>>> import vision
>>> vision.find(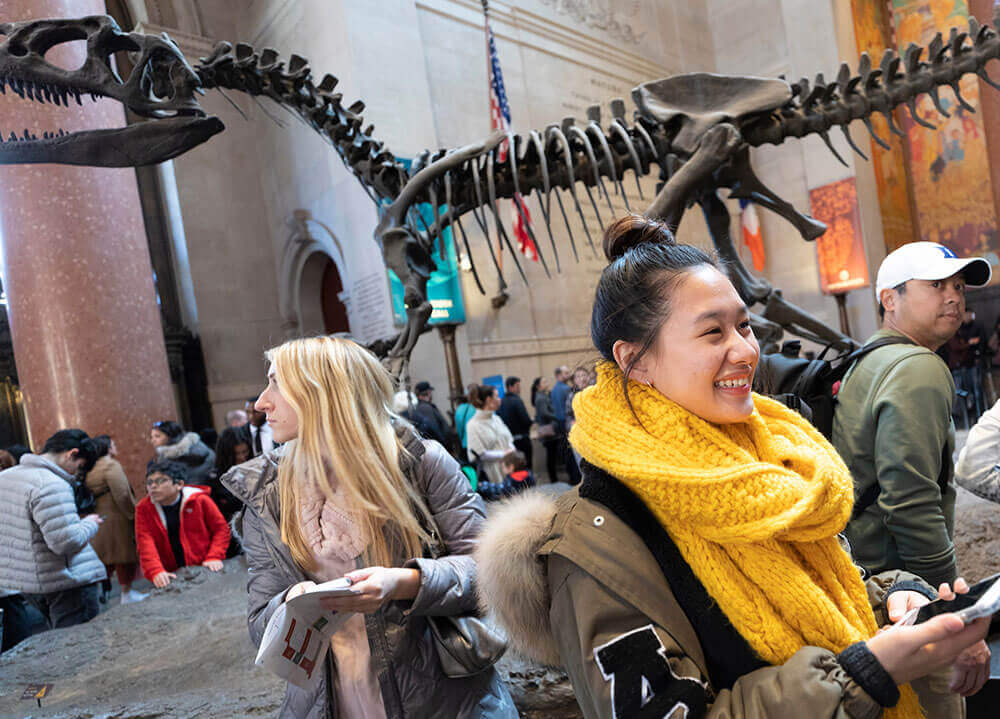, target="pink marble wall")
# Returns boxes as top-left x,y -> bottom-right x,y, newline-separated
0,0 -> 176,491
